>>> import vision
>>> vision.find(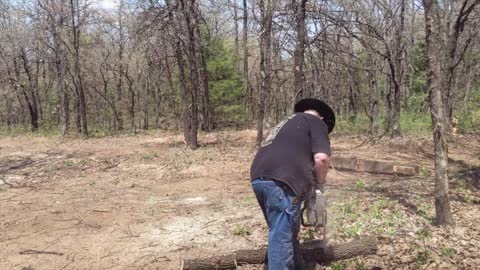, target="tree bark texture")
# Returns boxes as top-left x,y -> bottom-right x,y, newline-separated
242,0 -> 250,126
183,0 -> 200,149
232,0 -> 240,72
181,237 -> 377,270
256,0 -> 273,147
368,56 -> 379,136
293,0 -> 307,103
115,0 -> 126,131
193,5 -> 212,132
69,0 -> 88,135
49,2 -> 70,135
423,0 -> 453,225
15,50 -> 40,132
173,28 -> 192,145
389,0 -> 406,138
